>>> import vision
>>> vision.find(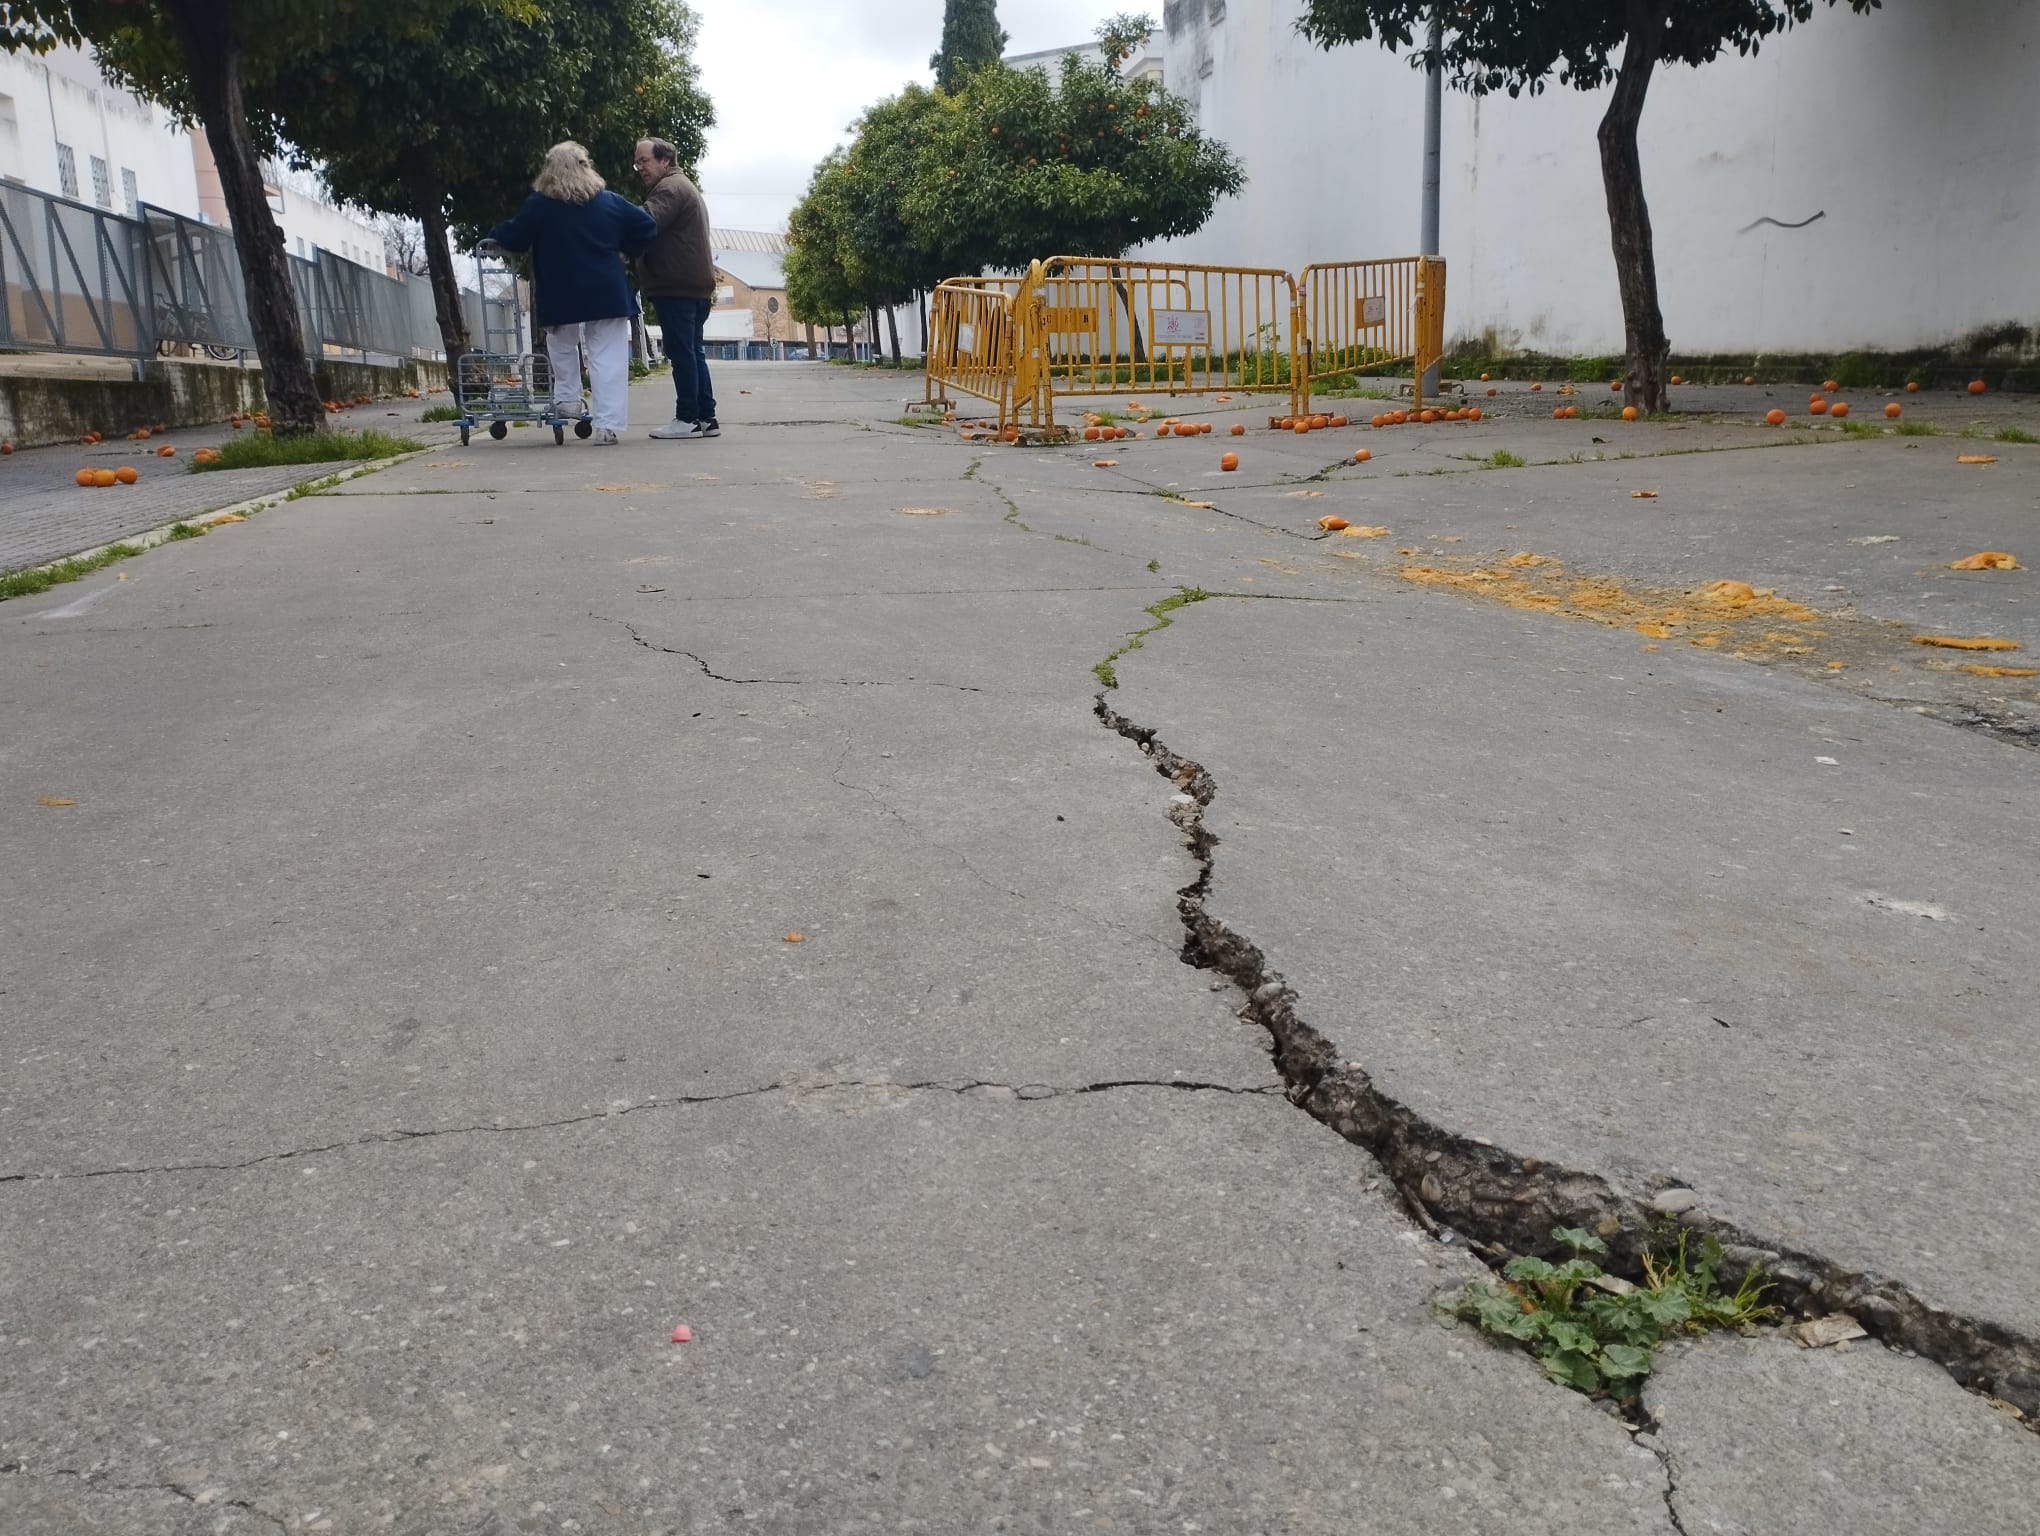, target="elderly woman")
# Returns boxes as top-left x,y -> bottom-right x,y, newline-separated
487,141 -> 657,445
